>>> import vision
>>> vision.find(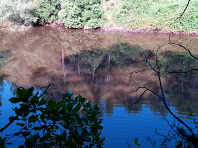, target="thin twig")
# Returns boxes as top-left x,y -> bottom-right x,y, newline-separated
168,35 -> 198,61
128,67 -> 151,86
165,68 -> 198,76
175,0 -> 191,21
131,42 -> 197,144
